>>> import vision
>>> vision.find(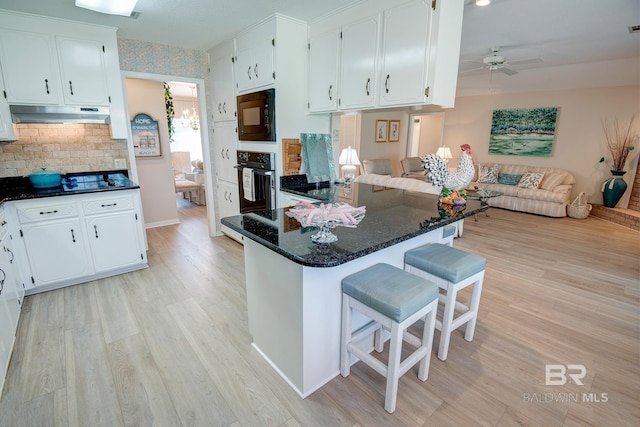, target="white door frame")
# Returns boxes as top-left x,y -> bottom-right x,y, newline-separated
120,71 -> 215,235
